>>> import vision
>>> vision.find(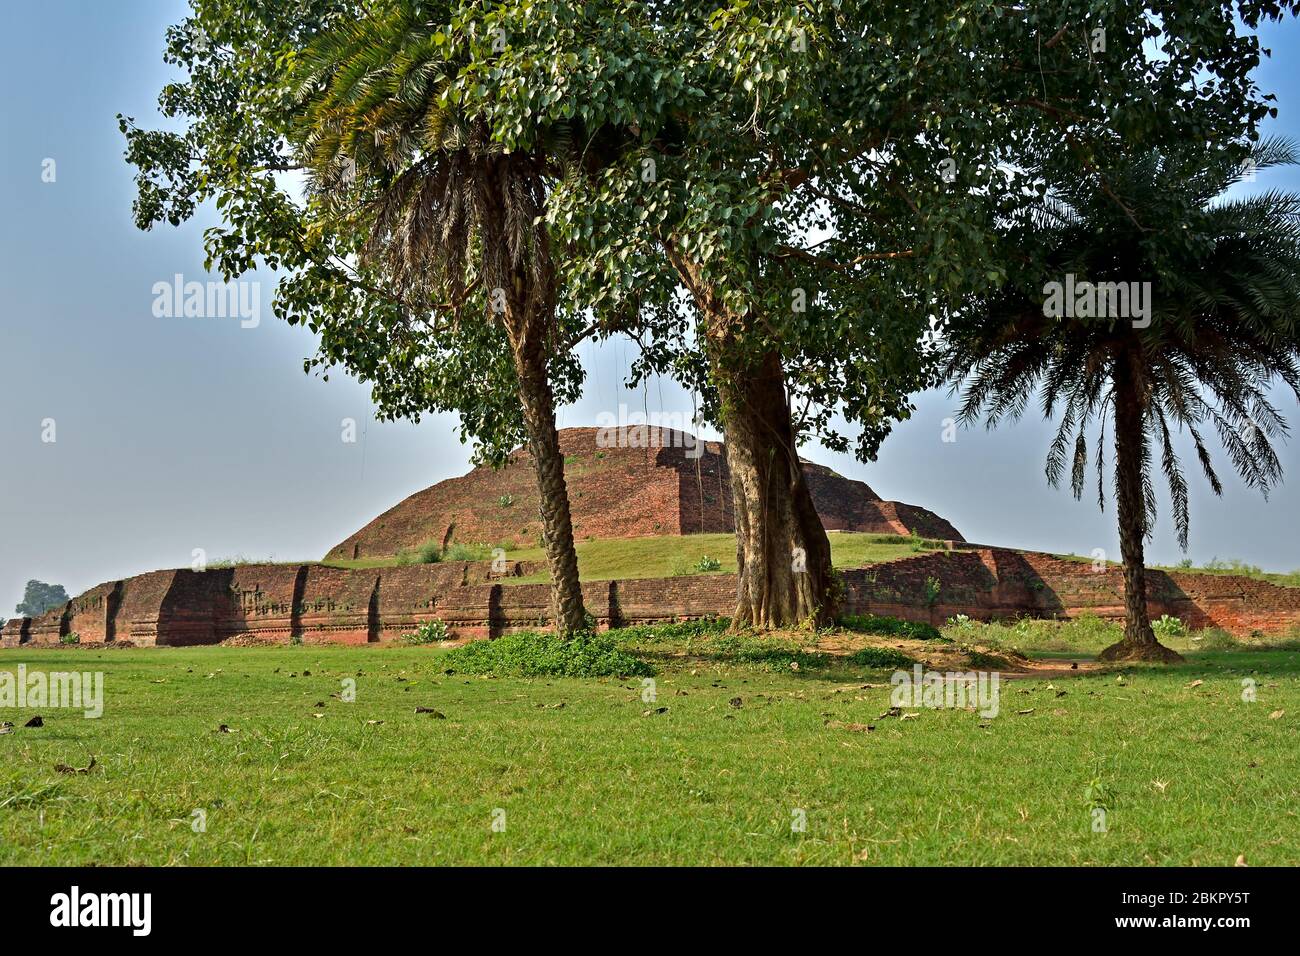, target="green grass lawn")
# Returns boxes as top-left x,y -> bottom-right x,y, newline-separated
1052,552 -> 1300,589
3,619 -> 1298,865
196,534 -> 1300,592
454,531 -> 940,583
